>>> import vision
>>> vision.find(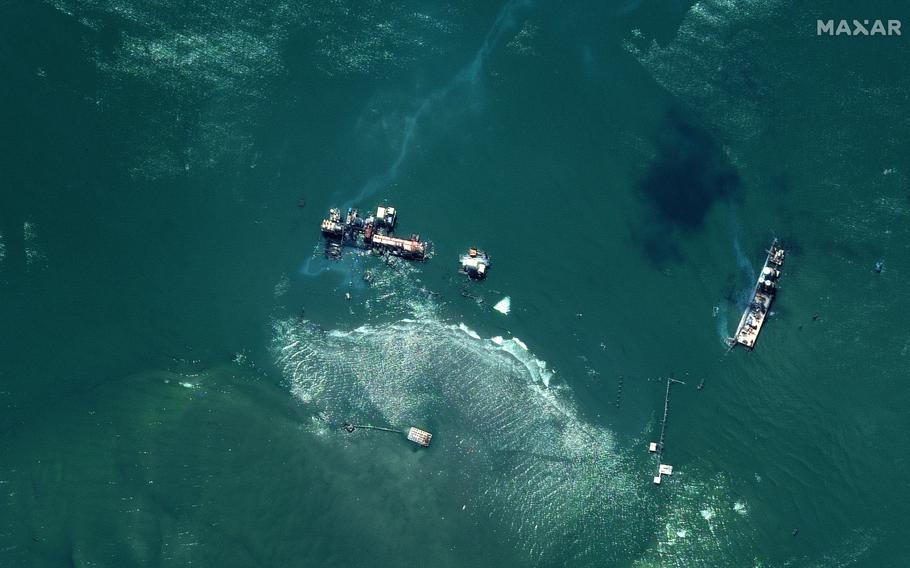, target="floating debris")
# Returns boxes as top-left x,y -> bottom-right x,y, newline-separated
493,296 -> 511,315
321,204 -> 429,260
459,247 -> 491,279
